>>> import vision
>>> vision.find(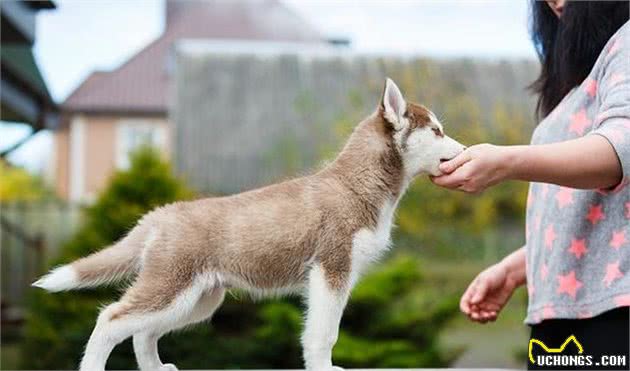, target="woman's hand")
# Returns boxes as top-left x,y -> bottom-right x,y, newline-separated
430,144 -> 513,193
461,247 -> 526,323
460,262 -> 518,323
